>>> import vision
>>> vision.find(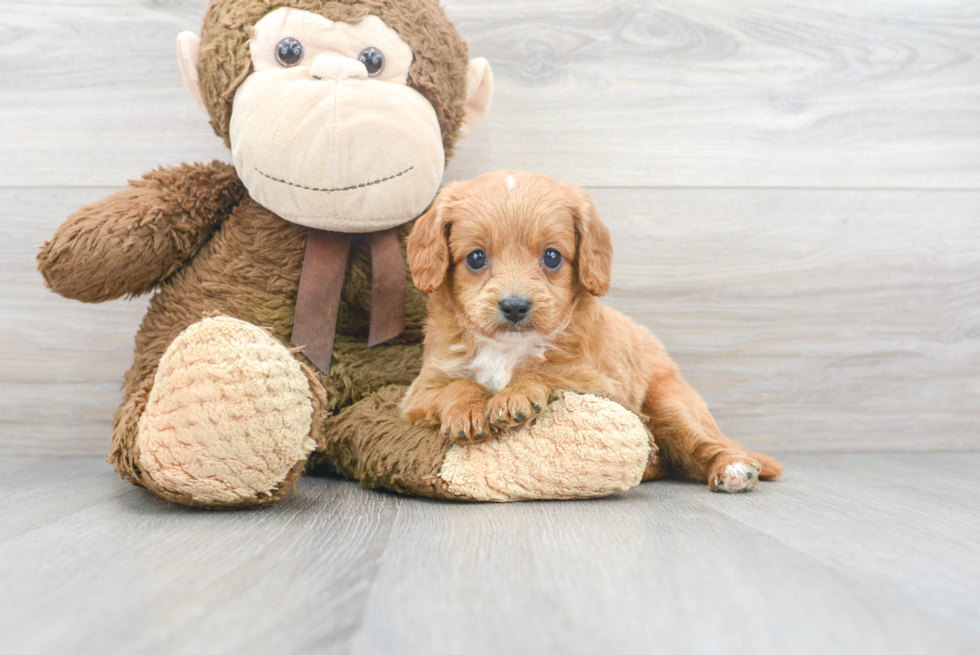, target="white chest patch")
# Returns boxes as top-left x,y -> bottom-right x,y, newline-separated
468,333 -> 549,394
